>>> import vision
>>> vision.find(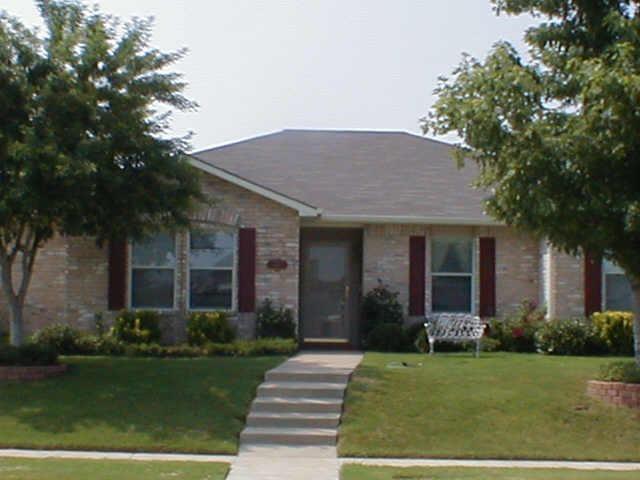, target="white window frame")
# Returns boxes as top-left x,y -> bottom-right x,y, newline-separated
186,228 -> 237,312
129,233 -> 178,311
430,236 -> 475,314
602,259 -> 633,311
